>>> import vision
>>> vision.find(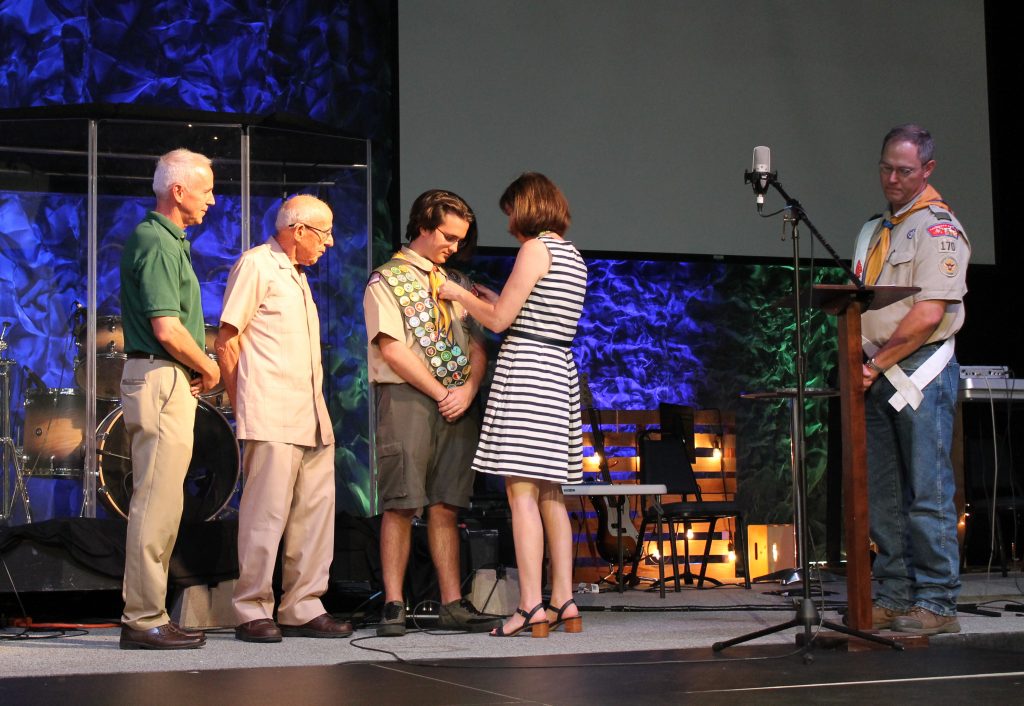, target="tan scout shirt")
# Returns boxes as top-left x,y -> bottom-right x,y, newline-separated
220,237 -> 334,447
364,247 -> 478,385
860,194 -> 971,349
